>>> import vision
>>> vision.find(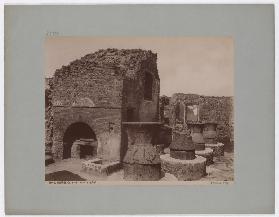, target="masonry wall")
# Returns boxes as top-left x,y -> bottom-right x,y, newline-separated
52,67 -> 123,108
52,106 -> 121,161
45,78 -> 53,155
121,53 -> 160,122
51,64 -> 123,161
49,48 -> 160,161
